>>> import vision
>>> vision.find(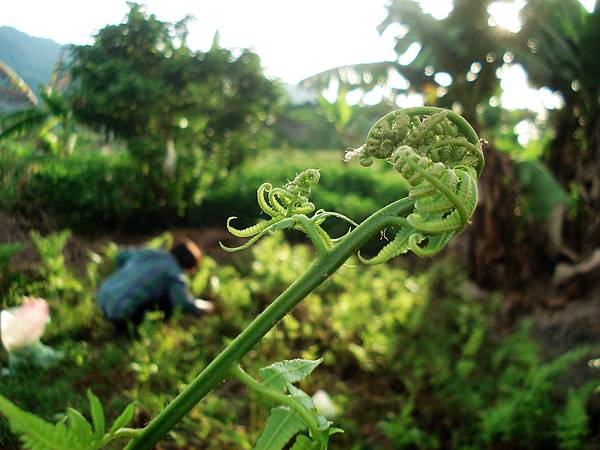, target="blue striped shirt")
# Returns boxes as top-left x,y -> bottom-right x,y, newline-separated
97,249 -> 196,320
